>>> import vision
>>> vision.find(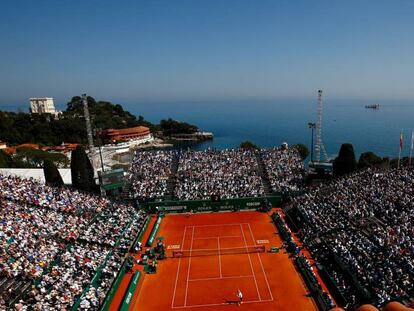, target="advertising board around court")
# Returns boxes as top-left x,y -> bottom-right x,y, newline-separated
146,195 -> 282,214
146,215 -> 162,246
119,271 -> 141,311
